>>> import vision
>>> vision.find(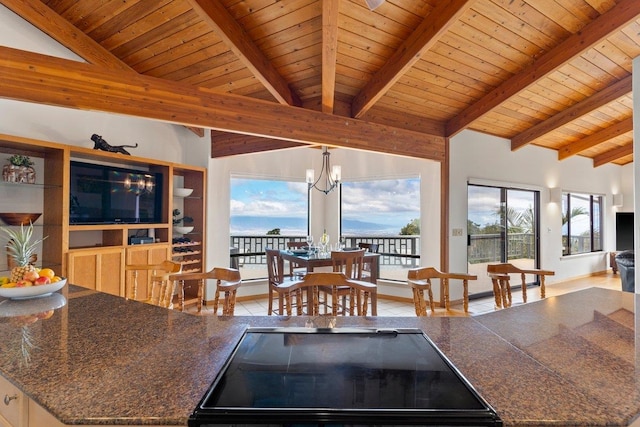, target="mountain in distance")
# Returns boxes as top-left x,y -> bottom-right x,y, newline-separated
230,216 -> 401,236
